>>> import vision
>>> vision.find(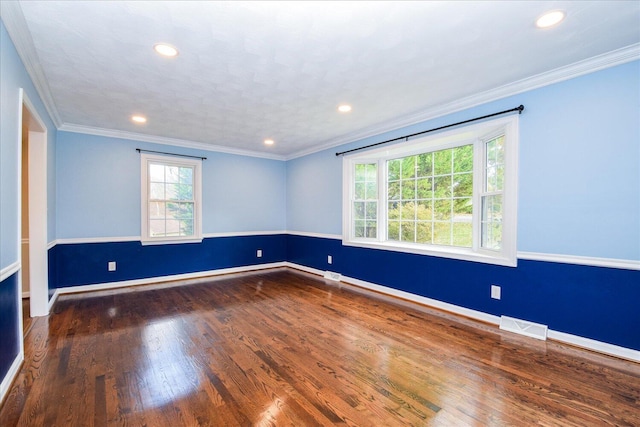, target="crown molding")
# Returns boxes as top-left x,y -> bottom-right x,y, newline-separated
285,43 -> 640,160
58,123 -> 286,161
0,1 -> 62,127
